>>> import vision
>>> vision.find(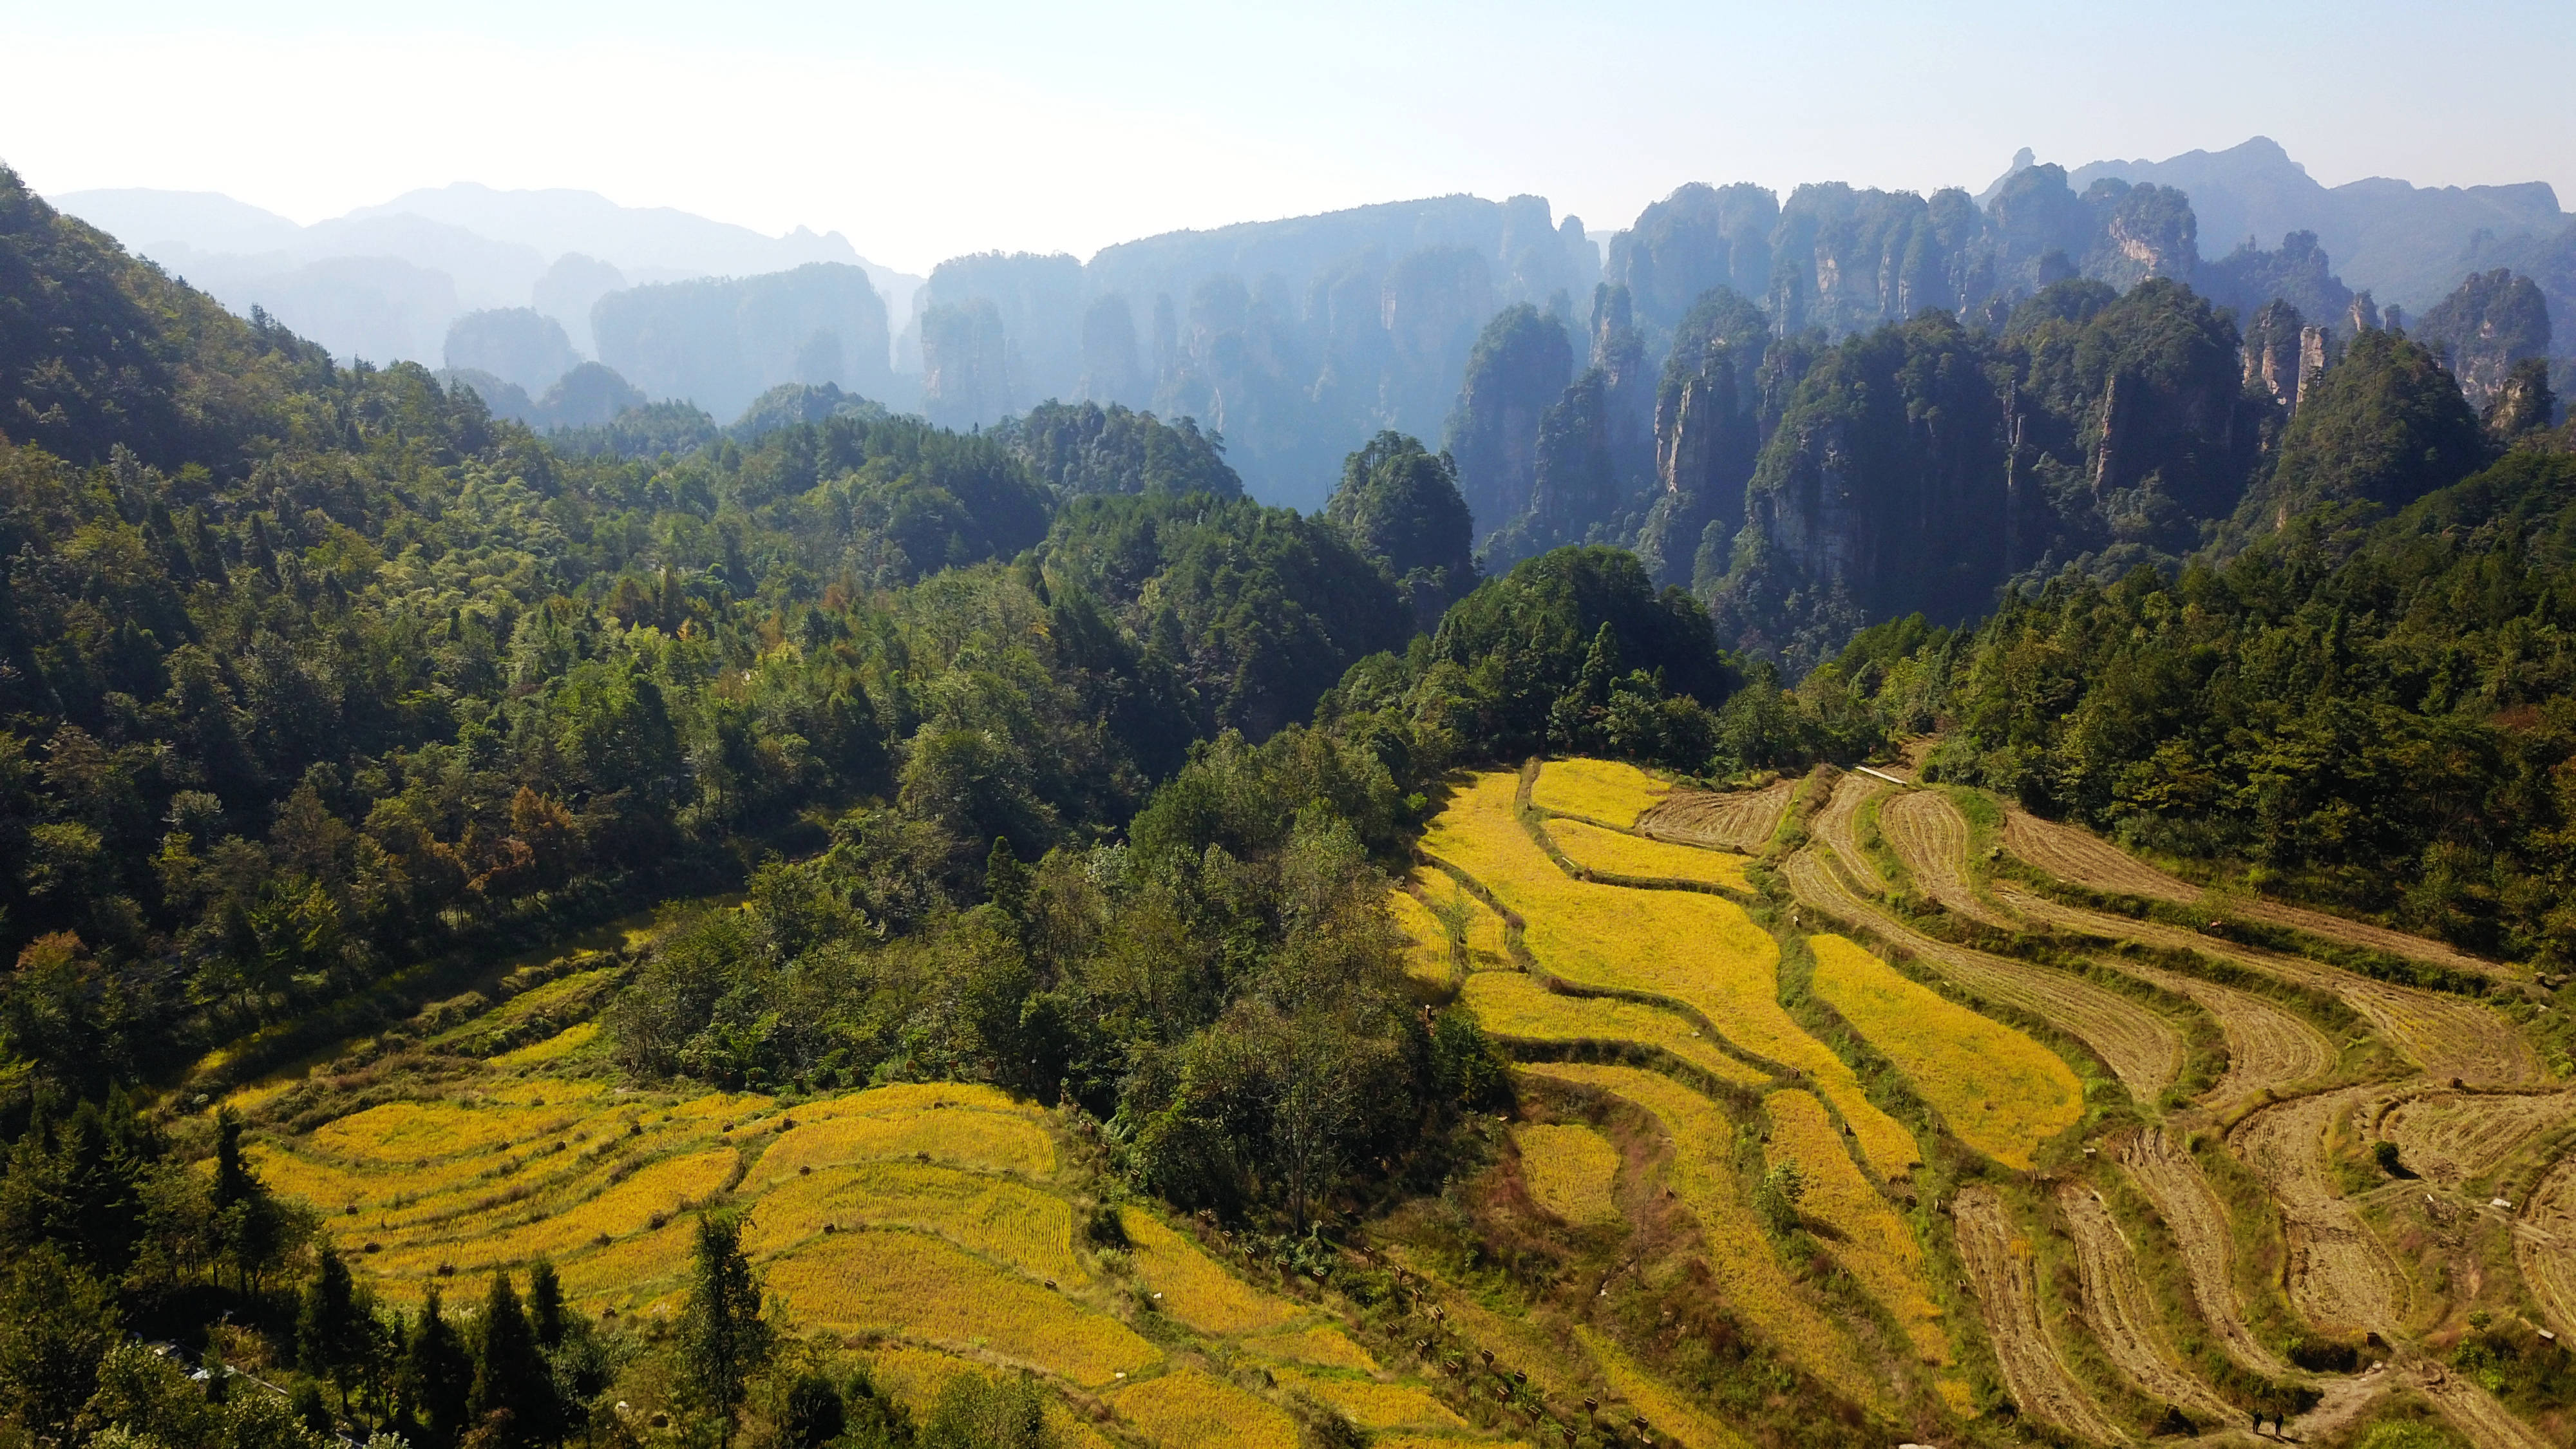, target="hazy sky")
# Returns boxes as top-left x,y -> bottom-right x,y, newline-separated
4,0 -> 2568,273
